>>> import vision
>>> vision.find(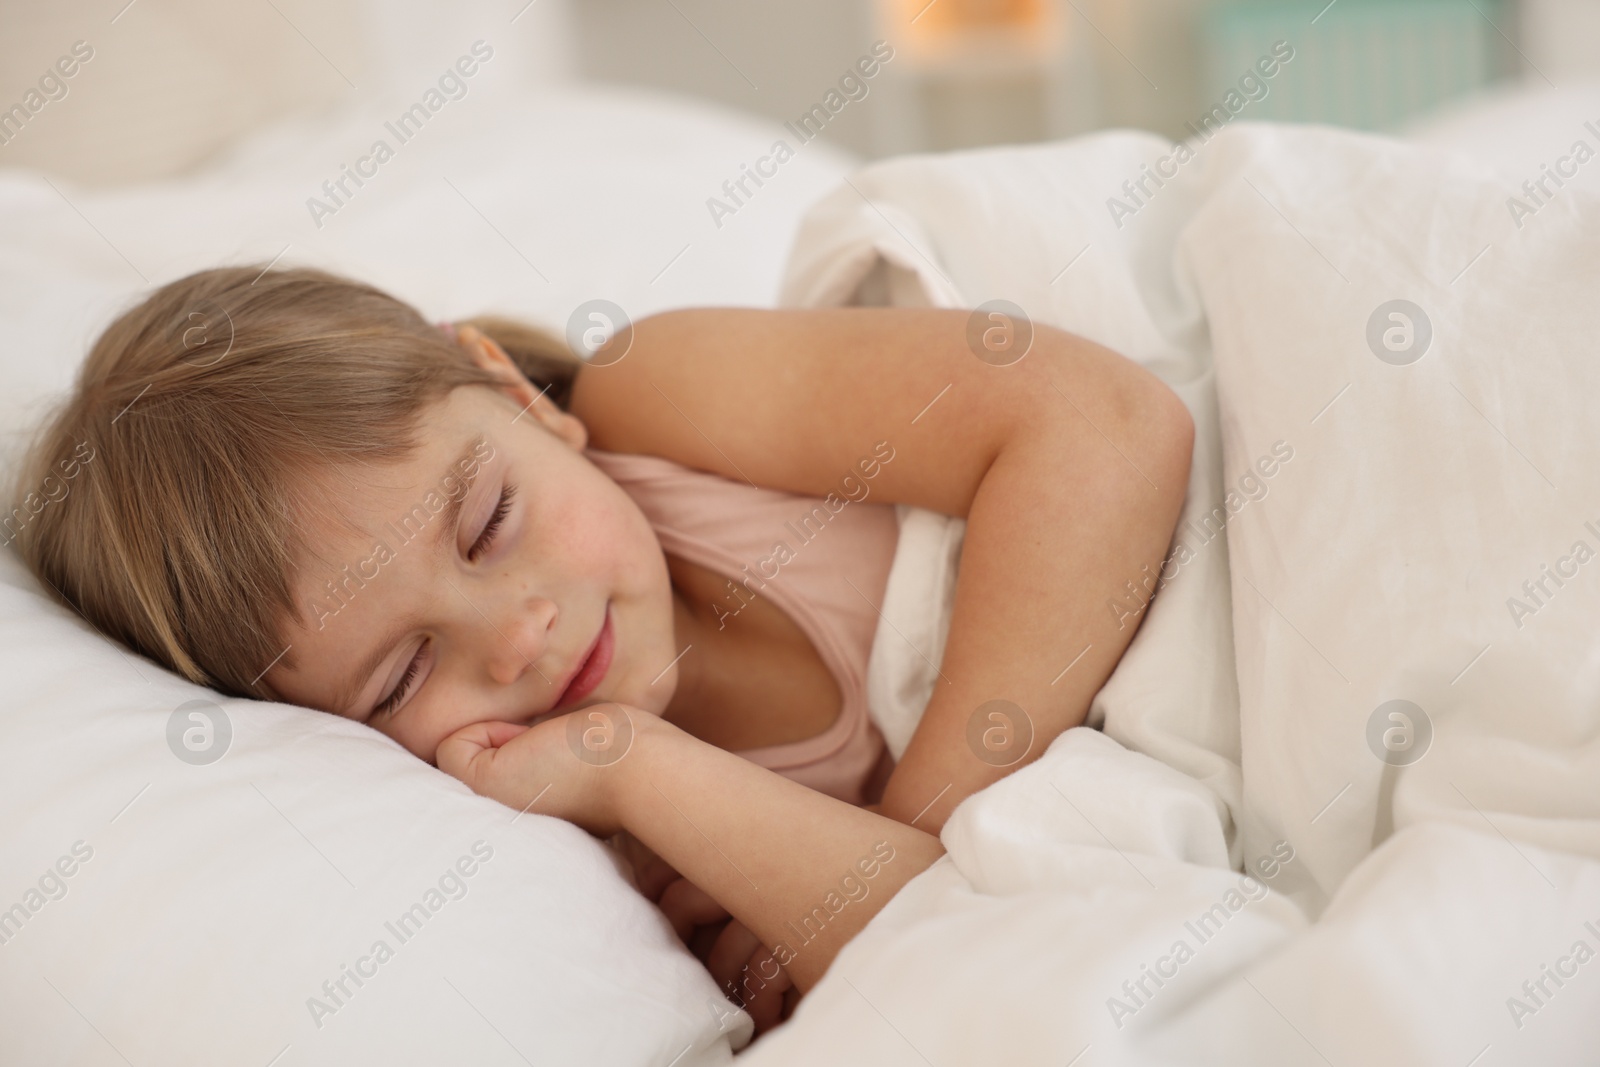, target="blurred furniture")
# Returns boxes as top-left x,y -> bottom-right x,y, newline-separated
1520,0 -> 1600,84
6,0 -> 1593,186
1200,0 -> 1512,131
870,0 -> 1101,153
0,0 -> 575,188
